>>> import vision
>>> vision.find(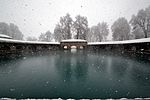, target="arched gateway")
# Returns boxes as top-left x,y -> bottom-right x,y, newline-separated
60,39 -> 87,49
